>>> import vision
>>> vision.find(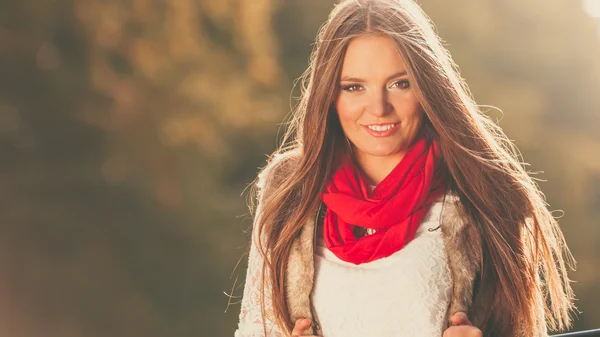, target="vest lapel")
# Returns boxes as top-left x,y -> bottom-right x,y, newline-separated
285,202 -> 320,334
